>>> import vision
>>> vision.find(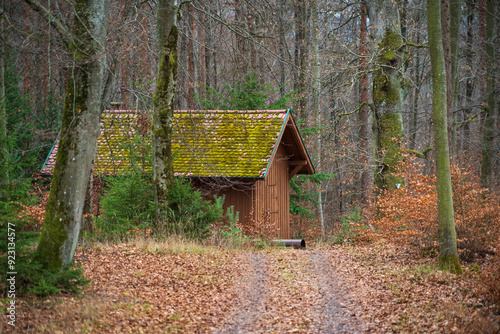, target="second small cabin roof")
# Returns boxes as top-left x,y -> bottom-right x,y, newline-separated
41,109 -> 315,178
